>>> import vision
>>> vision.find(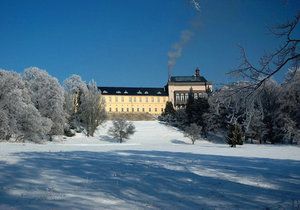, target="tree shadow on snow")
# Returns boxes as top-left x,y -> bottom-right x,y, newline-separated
98,135 -> 117,143
0,150 -> 300,209
171,139 -> 190,145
